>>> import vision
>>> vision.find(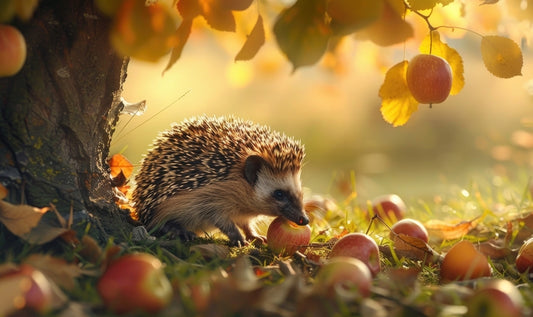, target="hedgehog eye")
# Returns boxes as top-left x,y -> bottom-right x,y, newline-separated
273,189 -> 288,202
